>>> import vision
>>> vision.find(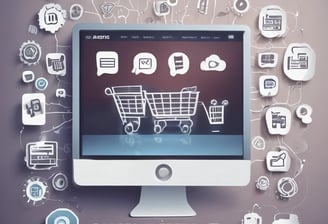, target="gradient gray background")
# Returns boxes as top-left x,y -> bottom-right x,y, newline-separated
1,0 -> 328,223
